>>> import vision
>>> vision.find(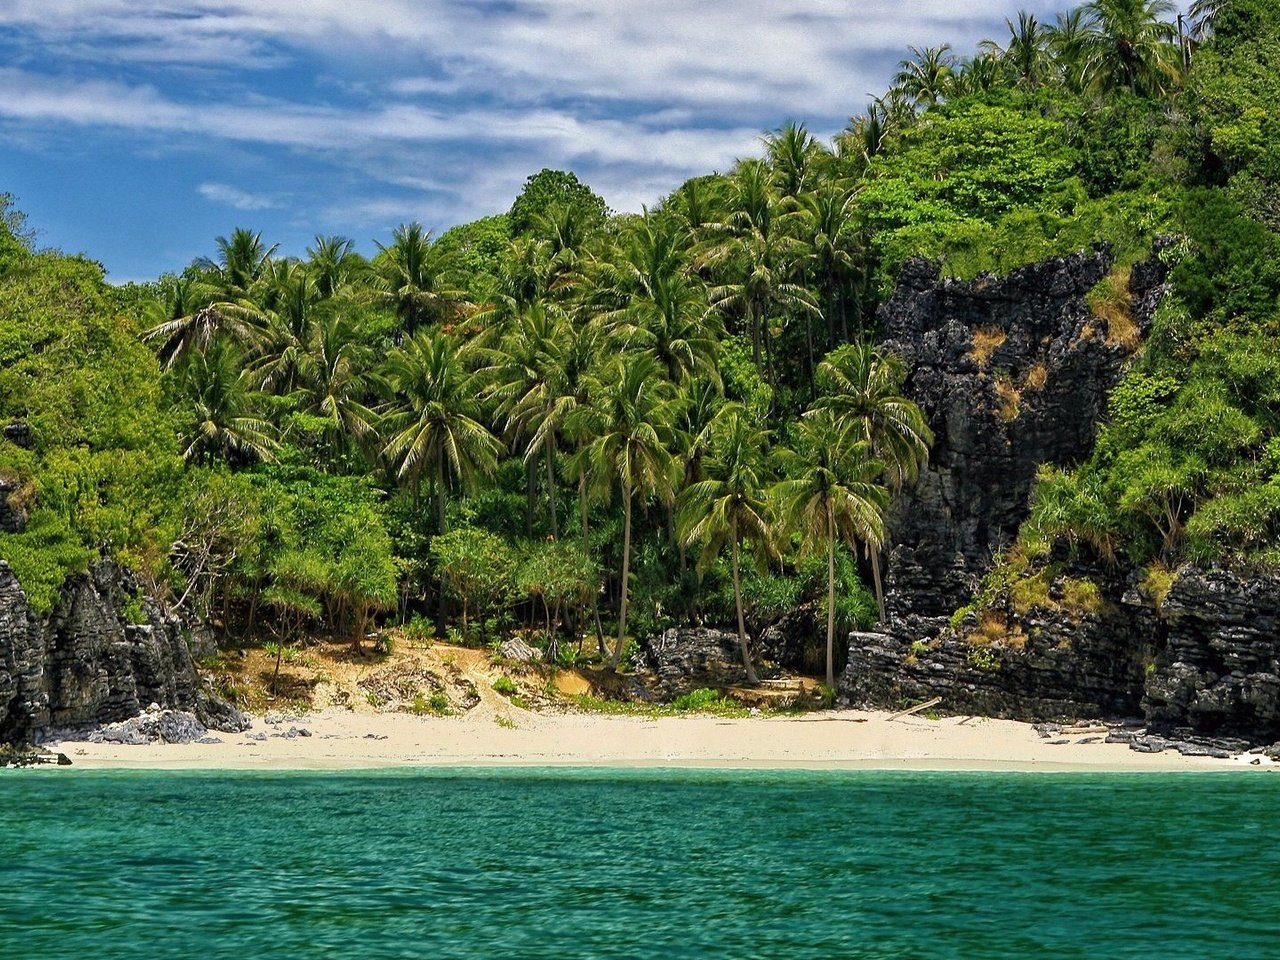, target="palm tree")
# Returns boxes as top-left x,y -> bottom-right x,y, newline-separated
1080,0 -> 1180,97
249,261 -> 325,395
944,53 -> 1005,100
677,406 -> 774,684
142,274 -> 226,369
764,121 -> 829,199
488,301 -> 573,537
893,45 -> 956,108
775,411 -> 888,688
197,227 -> 278,299
809,343 -> 933,619
797,186 -> 865,364
575,353 -> 680,671
1048,8 -> 1092,91
981,12 -> 1052,88
294,312 -> 385,458
177,339 -> 278,466
373,222 -> 468,338
306,234 -> 359,299
382,330 -> 502,534
705,160 -> 817,387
